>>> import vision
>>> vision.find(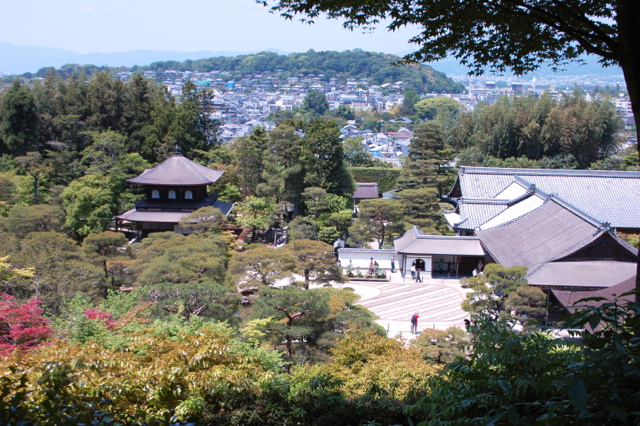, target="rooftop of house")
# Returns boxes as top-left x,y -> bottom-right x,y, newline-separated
528,260 -> 637,289
448,166 -> 640,229
475,198 -> 638,277
552,275 -> 636,309
353,182 -> 379,199
394,226 -> 486,256
117,199 -> 234,223
127,152 -> 225,186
